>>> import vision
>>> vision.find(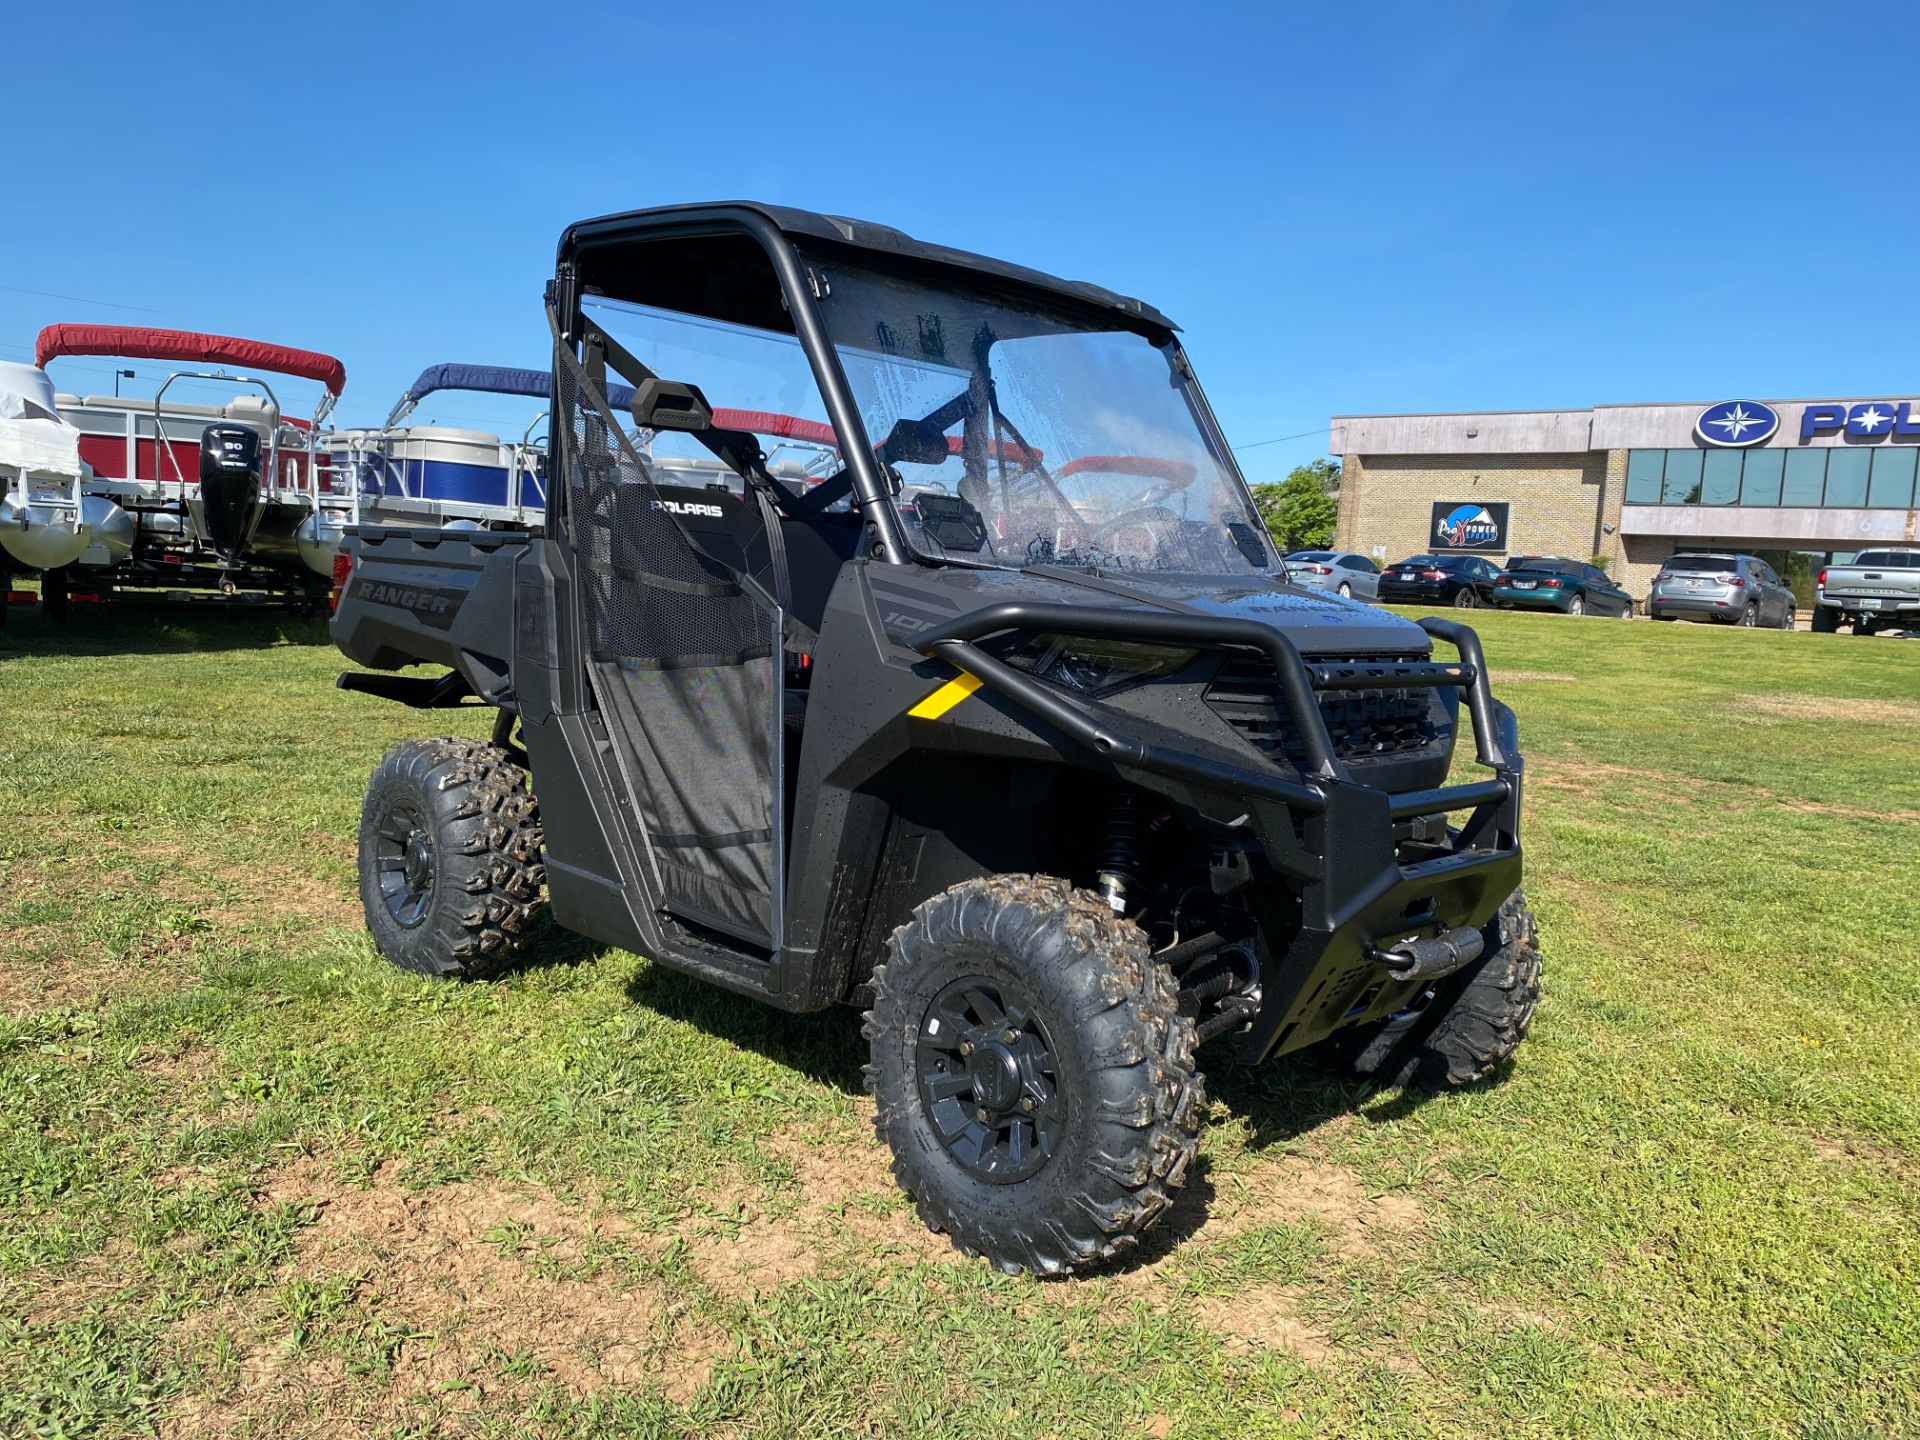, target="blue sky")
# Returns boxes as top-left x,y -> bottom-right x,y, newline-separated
3,1 -> 1914,483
